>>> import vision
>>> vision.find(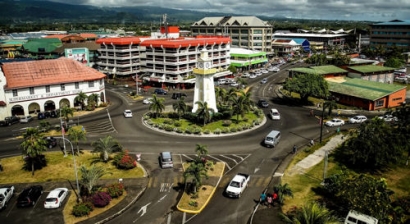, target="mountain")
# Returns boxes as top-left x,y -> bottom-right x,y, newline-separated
0,0 -> 240,24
